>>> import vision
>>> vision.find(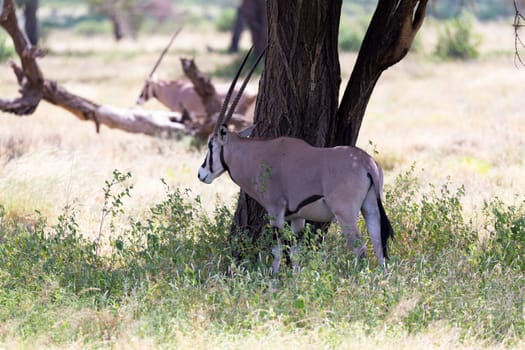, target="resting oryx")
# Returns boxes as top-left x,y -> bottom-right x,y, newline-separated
135,27 -> 257,117
197,49 -> 394,274
136,76 -> 257,116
